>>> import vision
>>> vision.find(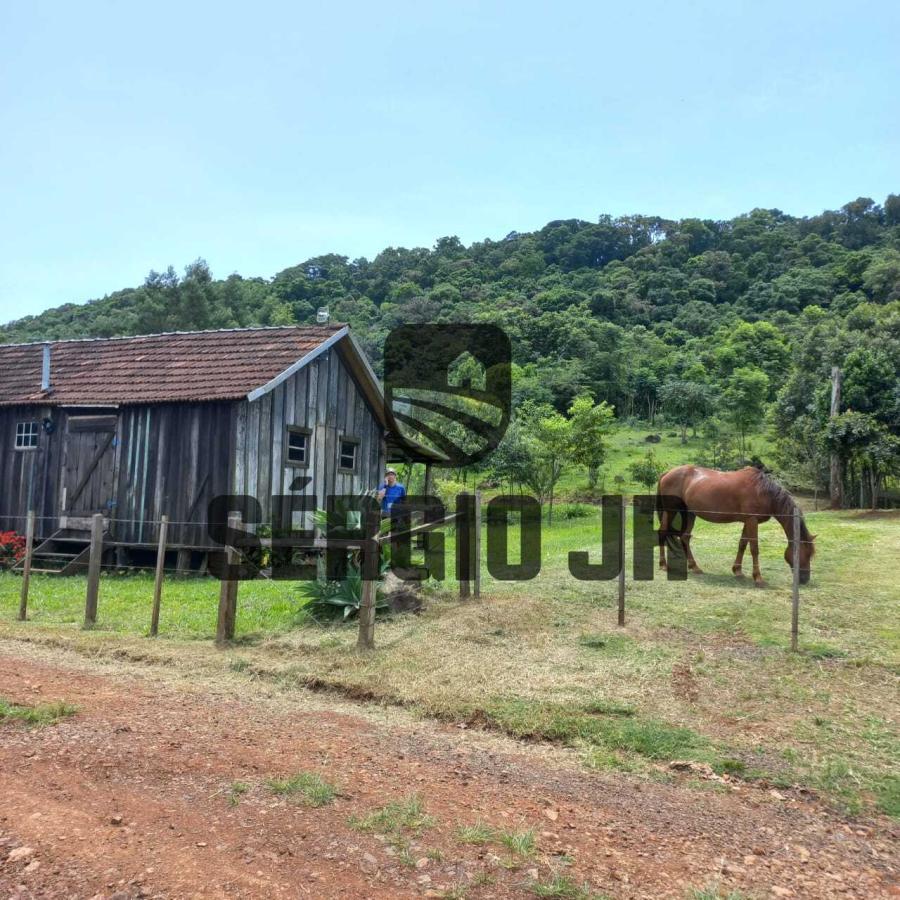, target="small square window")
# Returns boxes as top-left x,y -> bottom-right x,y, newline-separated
339,438 -> 358,472
15,421 -> 39,450
285,427 -> 310,467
